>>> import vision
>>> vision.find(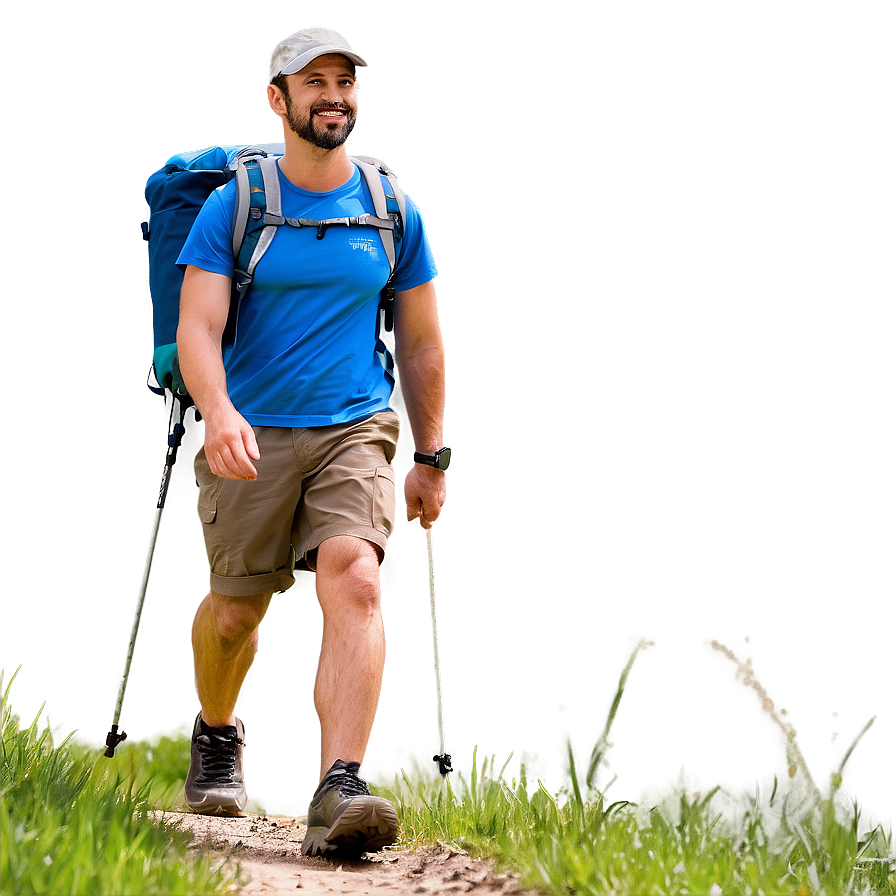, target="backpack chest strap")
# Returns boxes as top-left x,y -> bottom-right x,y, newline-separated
231,156 -> 403,325
262,212 -> 395,239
